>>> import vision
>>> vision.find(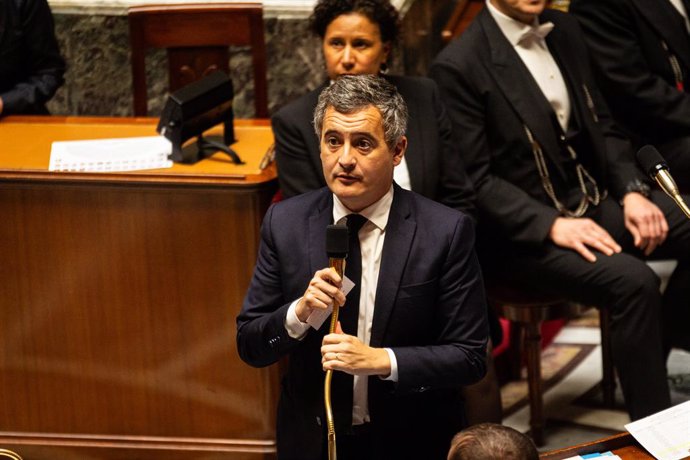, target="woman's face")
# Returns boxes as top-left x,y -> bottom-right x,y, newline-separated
322,12 -> 391,80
